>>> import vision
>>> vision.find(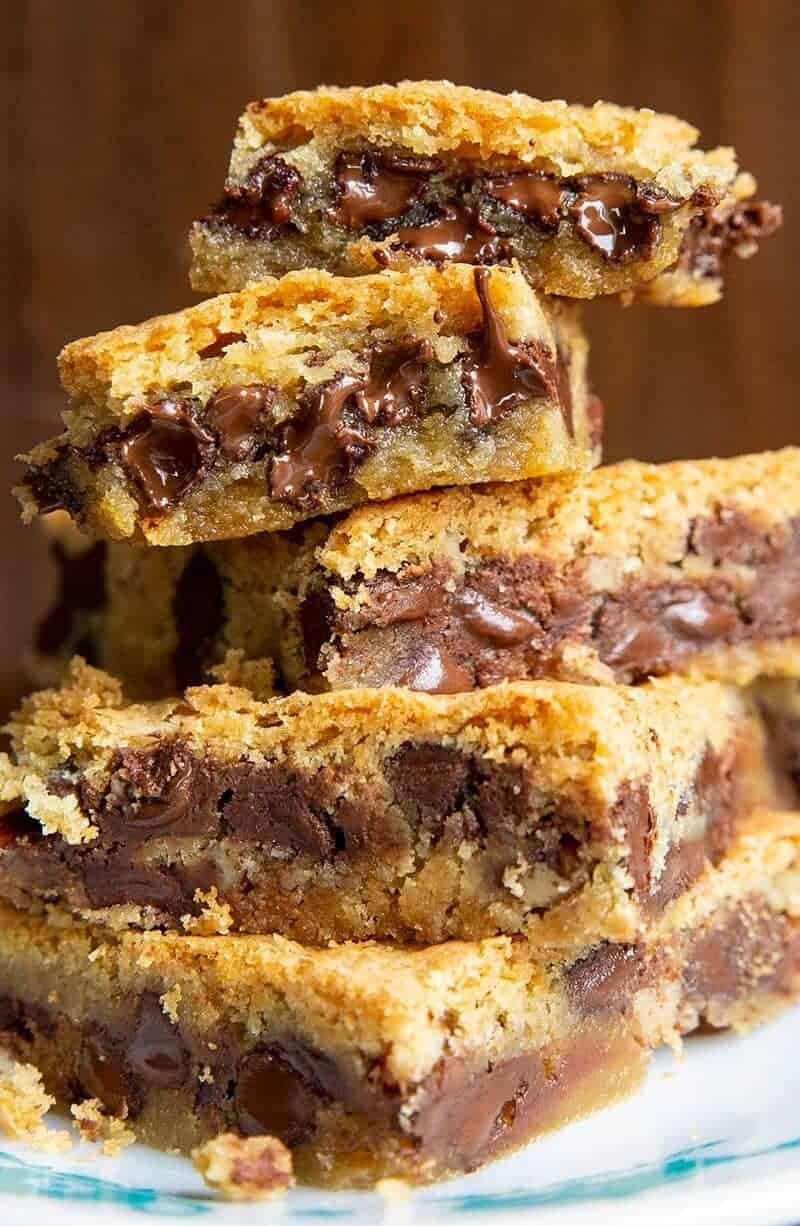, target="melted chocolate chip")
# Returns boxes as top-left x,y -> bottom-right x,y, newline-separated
393,204 -> 504,264
568,174 -> 658,261
197,331 -> 247,360
79,1027 -> 140,1117
172,550 -> 225,690
235,1048 -> 320,1144
205,384 -> 274,461
455,587 -> 538,645
399,643 -> 474,693
128,994 -> 189,1089
595,582 -> 741,681
217,156 -> 302,233
565,943 -> 646,1015
269,374 -> 372,507
119,400 -> 215,512
355,340 -> 432,426
82,856 -> 190,914
332,151 -> 430,228
101,745 -> 204,842
462,268 -> 559,428
484,172 -> 565,226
